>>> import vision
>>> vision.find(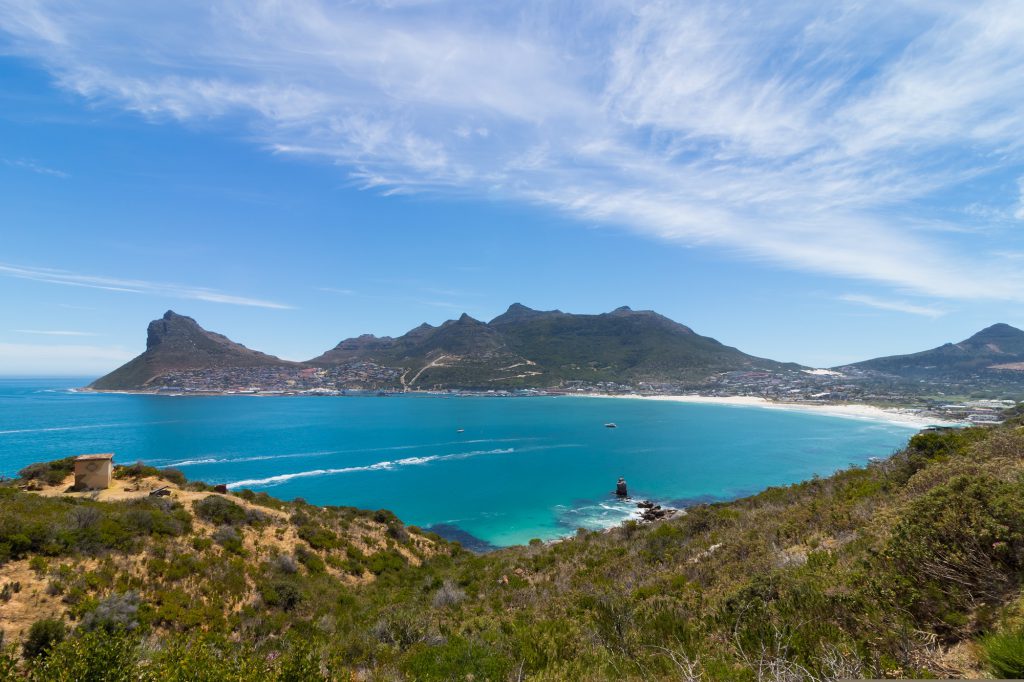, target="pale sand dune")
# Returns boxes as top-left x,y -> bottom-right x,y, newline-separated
579,393 -> 962,428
